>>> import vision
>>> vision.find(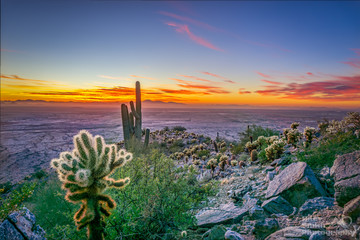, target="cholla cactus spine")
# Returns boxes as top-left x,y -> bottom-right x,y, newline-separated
50,130 -> 132,240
